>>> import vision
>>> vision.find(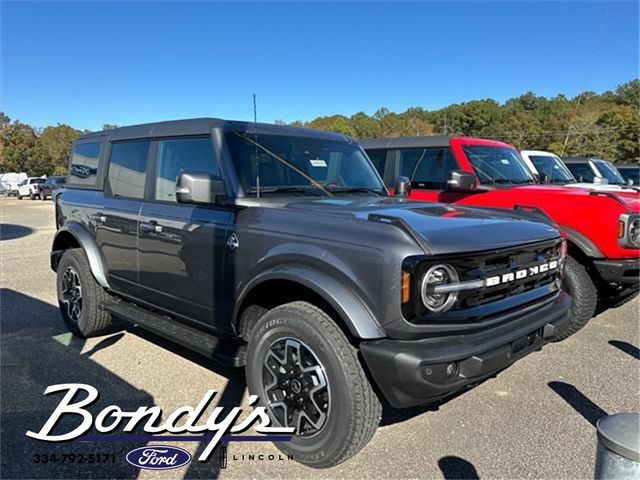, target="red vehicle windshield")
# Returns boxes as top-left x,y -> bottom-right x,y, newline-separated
462,145 -> 535,185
